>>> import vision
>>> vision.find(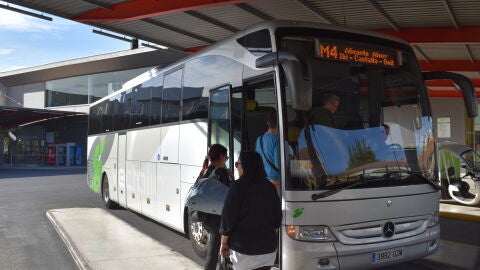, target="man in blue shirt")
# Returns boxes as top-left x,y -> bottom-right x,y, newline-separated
256,110 -> 280,193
